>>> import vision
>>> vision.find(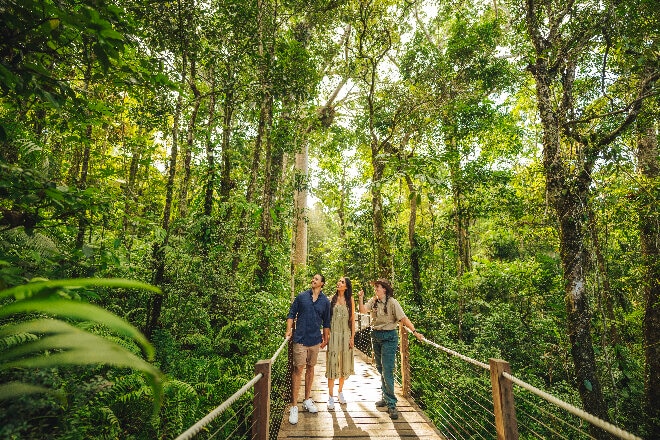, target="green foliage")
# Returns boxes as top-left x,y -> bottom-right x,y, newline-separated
0,0 -> 654,437
0,278 -> 163,413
